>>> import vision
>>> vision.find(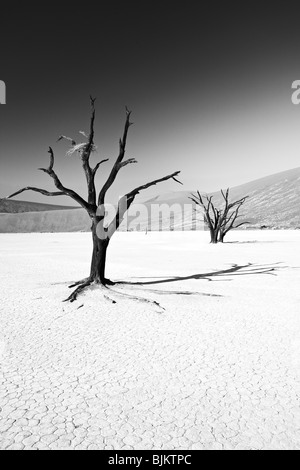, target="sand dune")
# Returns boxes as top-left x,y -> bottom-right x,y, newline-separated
0,167 -> 299,233
0,208 -> 91,233
0,199 -> 78,214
